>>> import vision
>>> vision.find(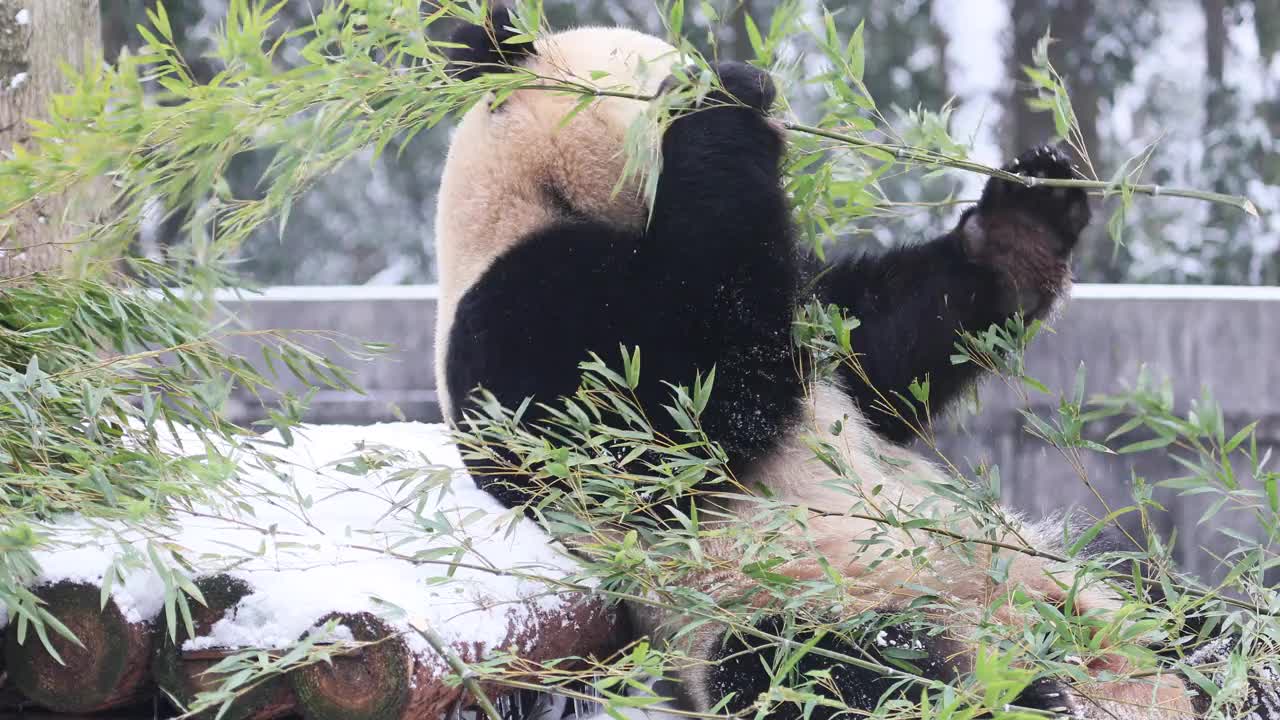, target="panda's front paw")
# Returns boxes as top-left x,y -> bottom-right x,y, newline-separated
1014,678 -> 1087,719
708,61 -> 776,111
975,145 -> 1091,255
660,61 -> 776,113
957,145 -> 1089,315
